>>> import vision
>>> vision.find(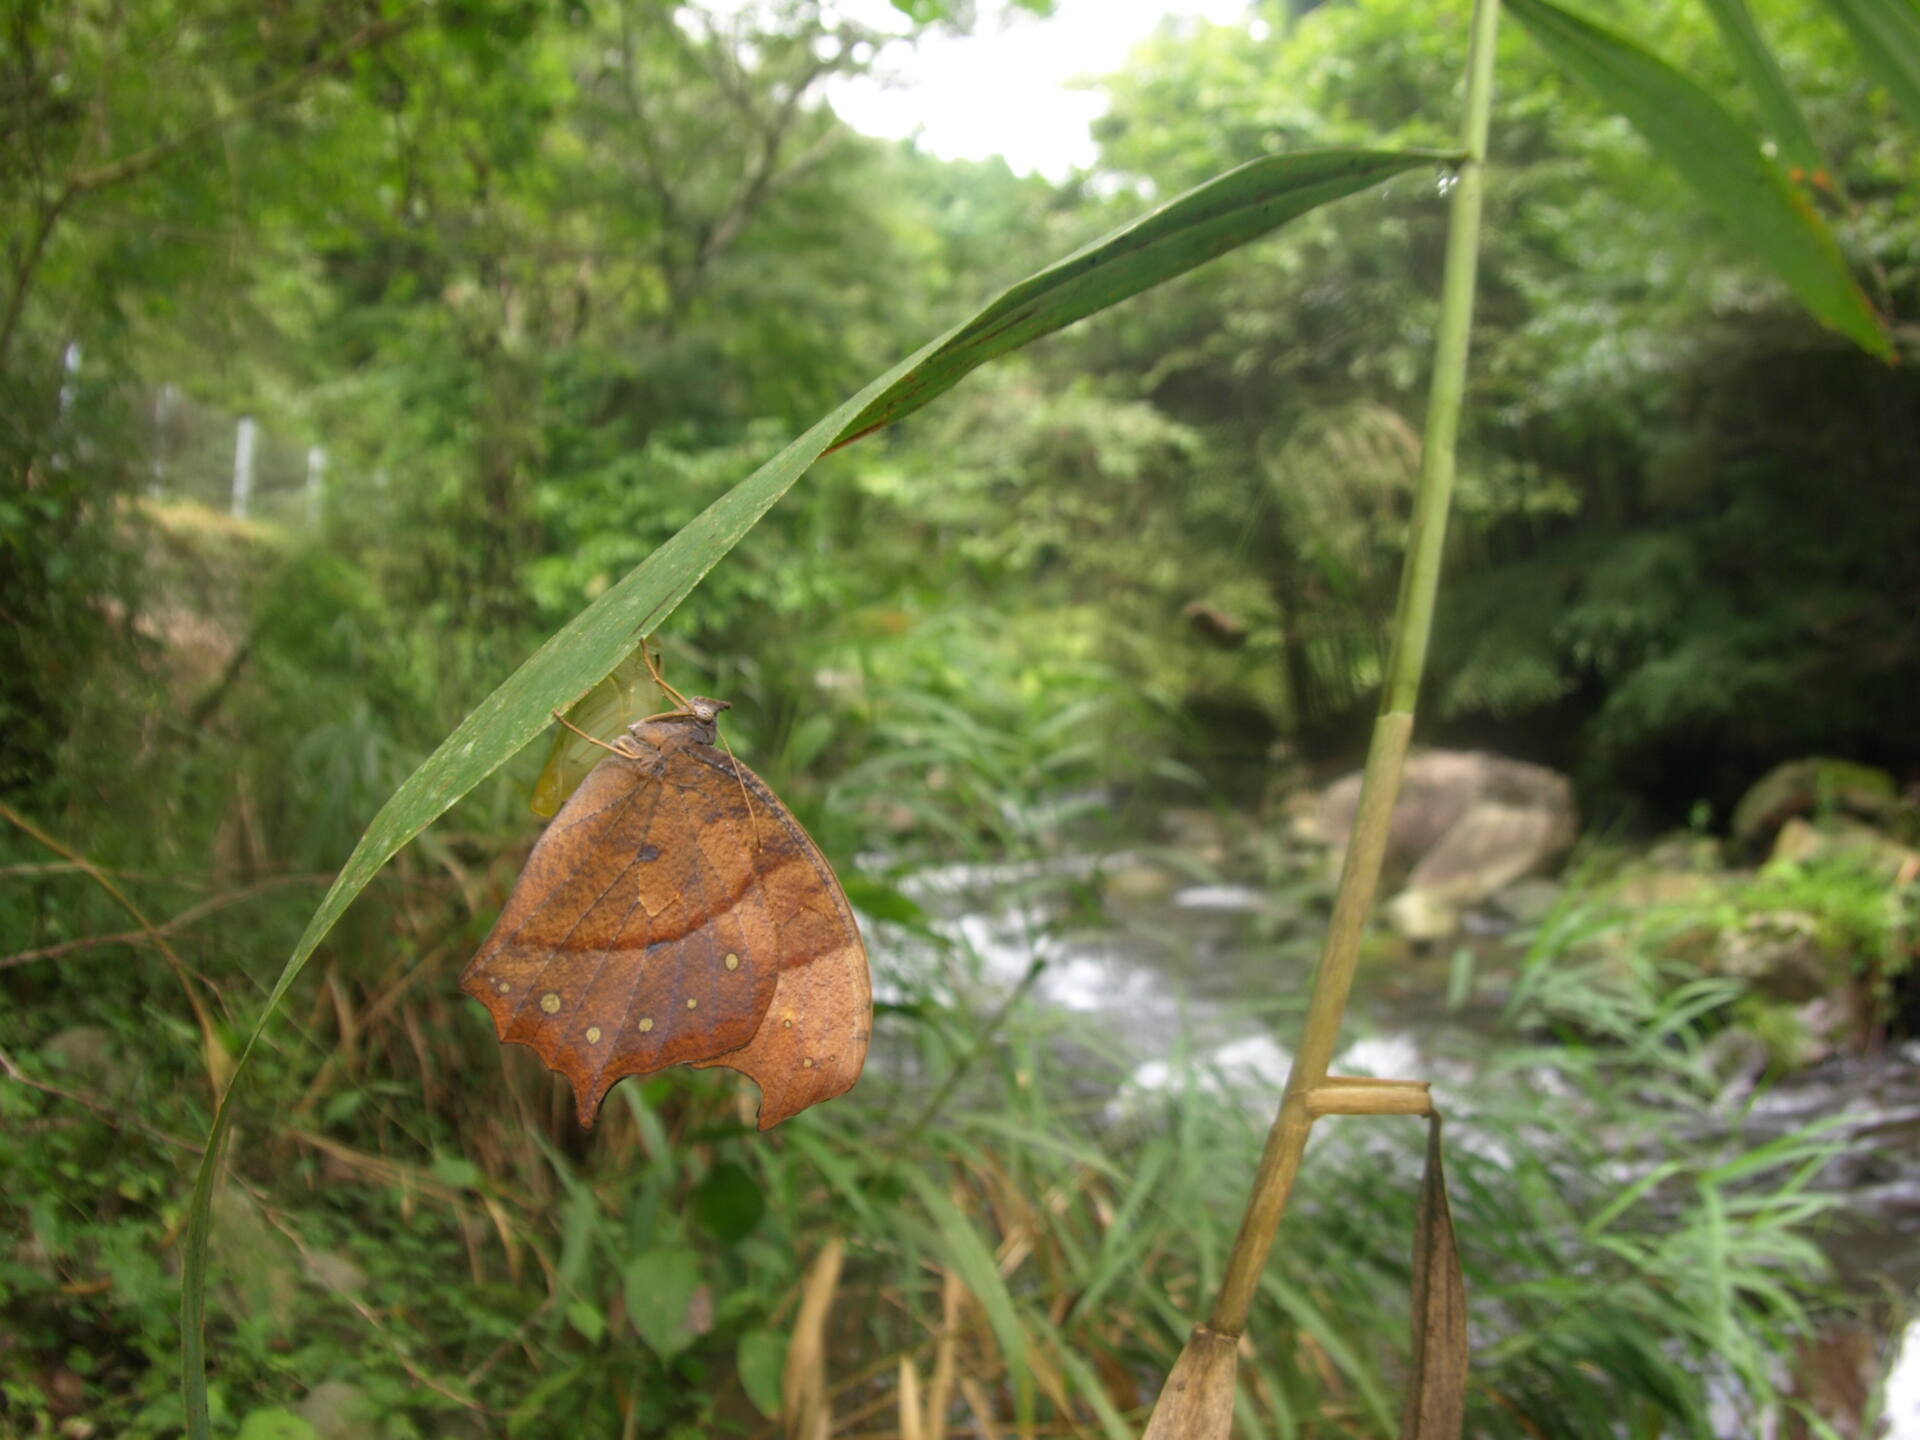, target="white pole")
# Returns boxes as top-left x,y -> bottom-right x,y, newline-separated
306,445 -> 327,524
232,416 -> 257,519
59,342 -> 81,415
151,384 -> 176,498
